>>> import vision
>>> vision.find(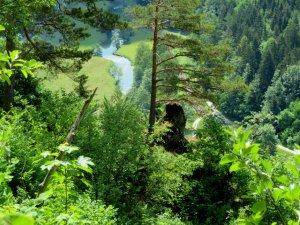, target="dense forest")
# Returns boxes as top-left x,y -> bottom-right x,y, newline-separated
0,0 -> 300,224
